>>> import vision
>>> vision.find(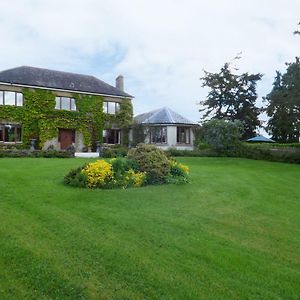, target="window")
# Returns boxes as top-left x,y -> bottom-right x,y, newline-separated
103,129 -> 120,144
55,97 -> 76,111
177,127 -> 190,144
150,126 -> 167,144
0,91 -> 23,106
103,101 -> 120,114
0,124 -> 22,143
